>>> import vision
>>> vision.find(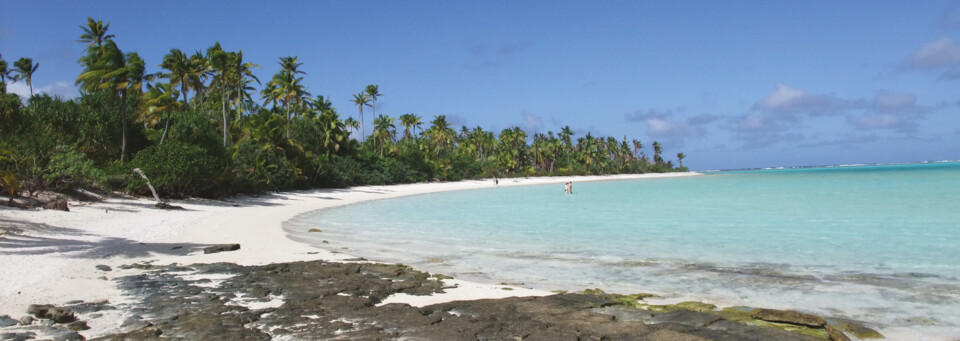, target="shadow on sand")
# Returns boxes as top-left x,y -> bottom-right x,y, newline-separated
0,218 -> 210,259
